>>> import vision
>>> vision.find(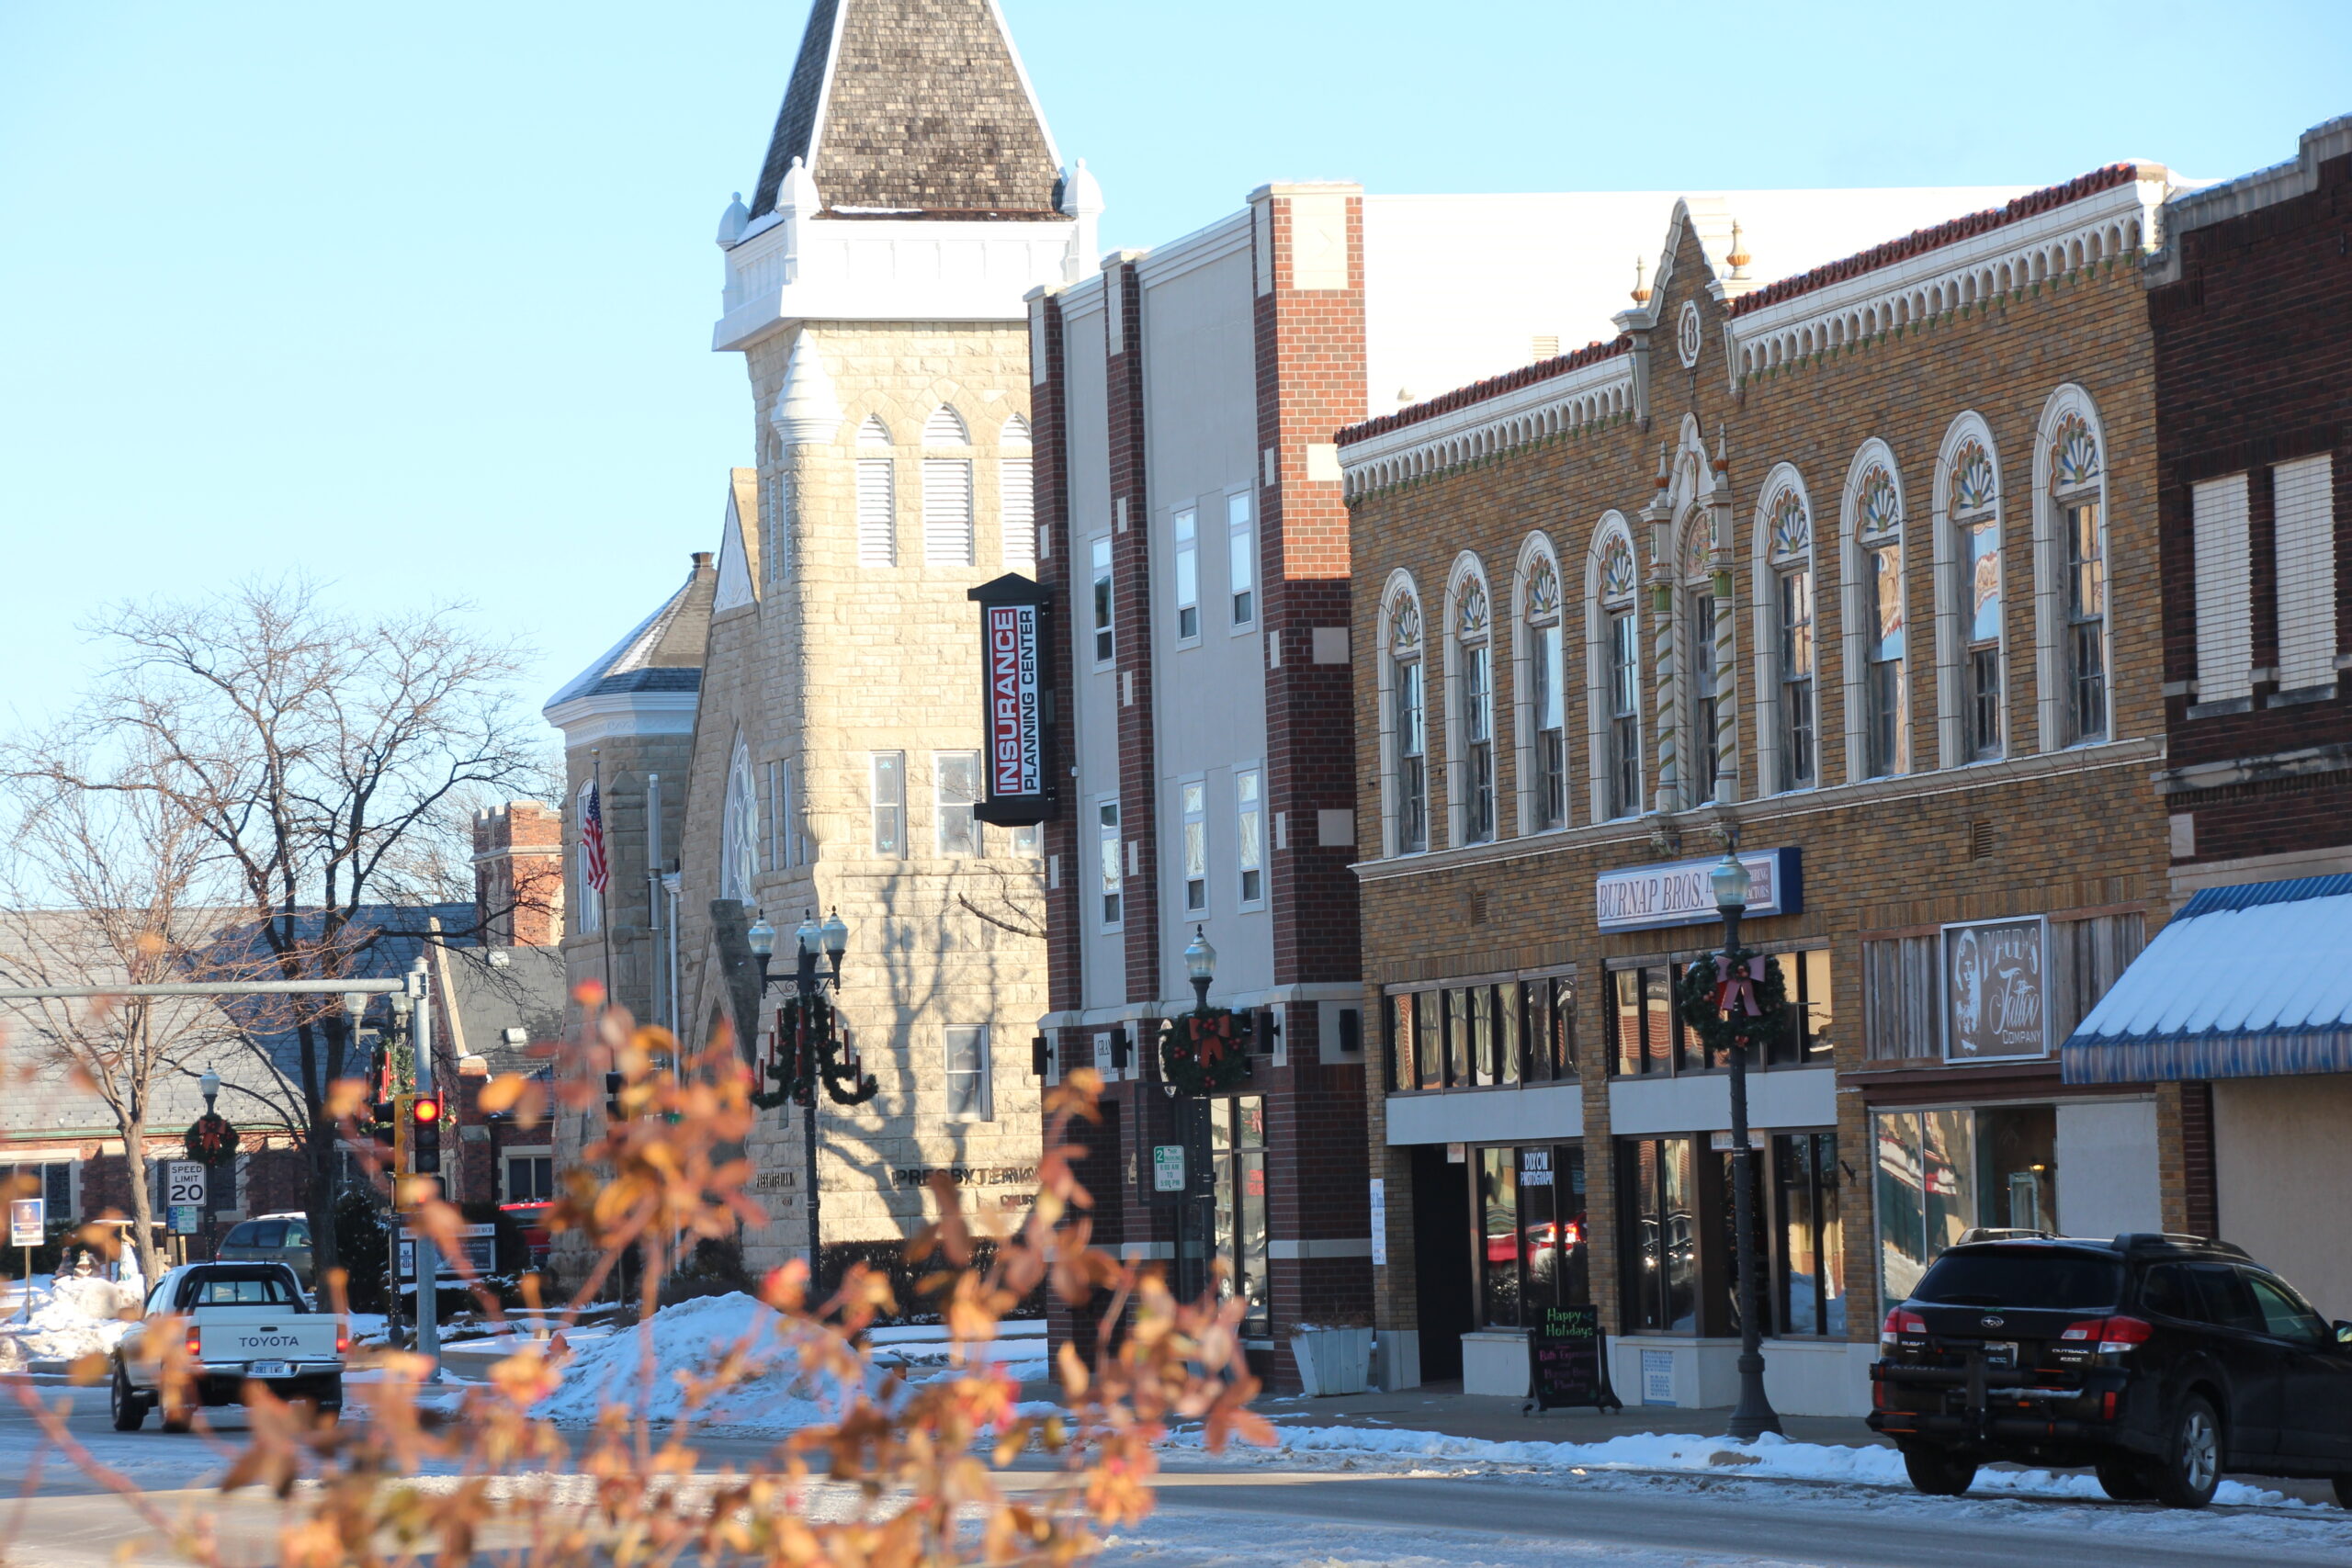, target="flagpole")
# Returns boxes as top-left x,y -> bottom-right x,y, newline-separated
592,748 -> 614,1013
